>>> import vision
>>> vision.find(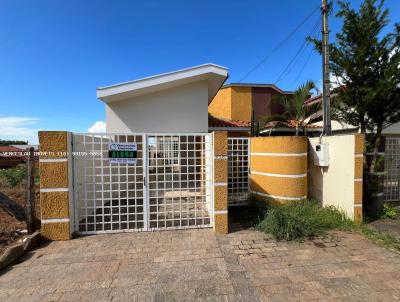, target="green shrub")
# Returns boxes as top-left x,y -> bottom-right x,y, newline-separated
257,200 -> 354,241
0,165 -> 26,187
380,203 -> 398,219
